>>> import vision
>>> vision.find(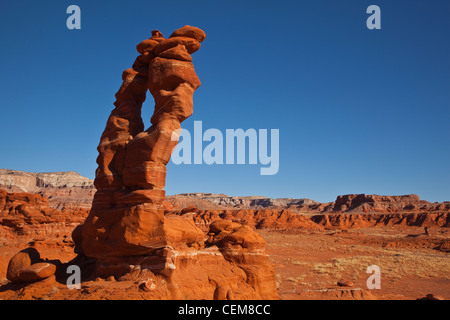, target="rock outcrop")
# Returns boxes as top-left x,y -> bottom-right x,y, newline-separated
0,189 -> 87,243
0,169 -> 95,211
166,193 -> 323,211
331,194 -> 449,213
74,26 -> 278,299
173,209 -> 450,231
311,212 -> 450,229
6,248 -> 57,283
178,209 -> 324,231
168,193 -> 450,214
80,27 -> 206,258
3,170 -> 449,215
6,248 -> 41,282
